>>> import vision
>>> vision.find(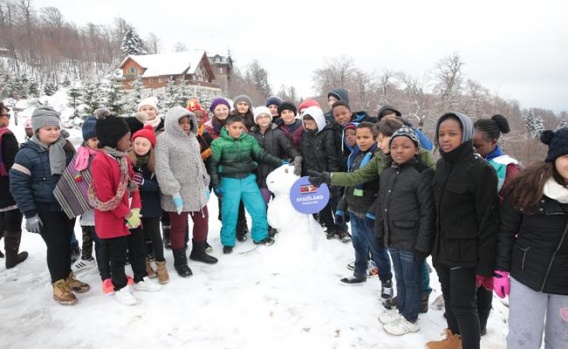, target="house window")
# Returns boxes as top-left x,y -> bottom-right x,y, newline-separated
148,78 -> 153,83
219,67 -> 224,74
129,67 -> 137,74
158,77 -> 163,83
